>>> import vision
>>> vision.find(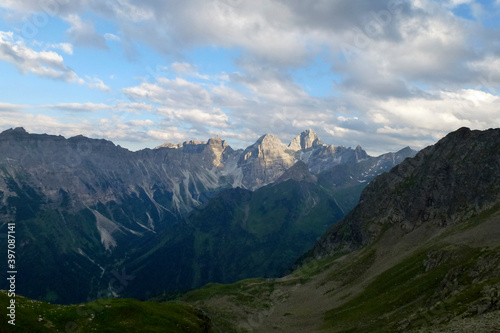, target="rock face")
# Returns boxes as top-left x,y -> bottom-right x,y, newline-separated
236,129 -> 402,189
0,126 -> 411,230
125,174 -> 345,299
288,129 -> 323,151
308,127 -> 500,258
274,160 -> 317,184
0,127 -> 415,304
238,134 -> 296,189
